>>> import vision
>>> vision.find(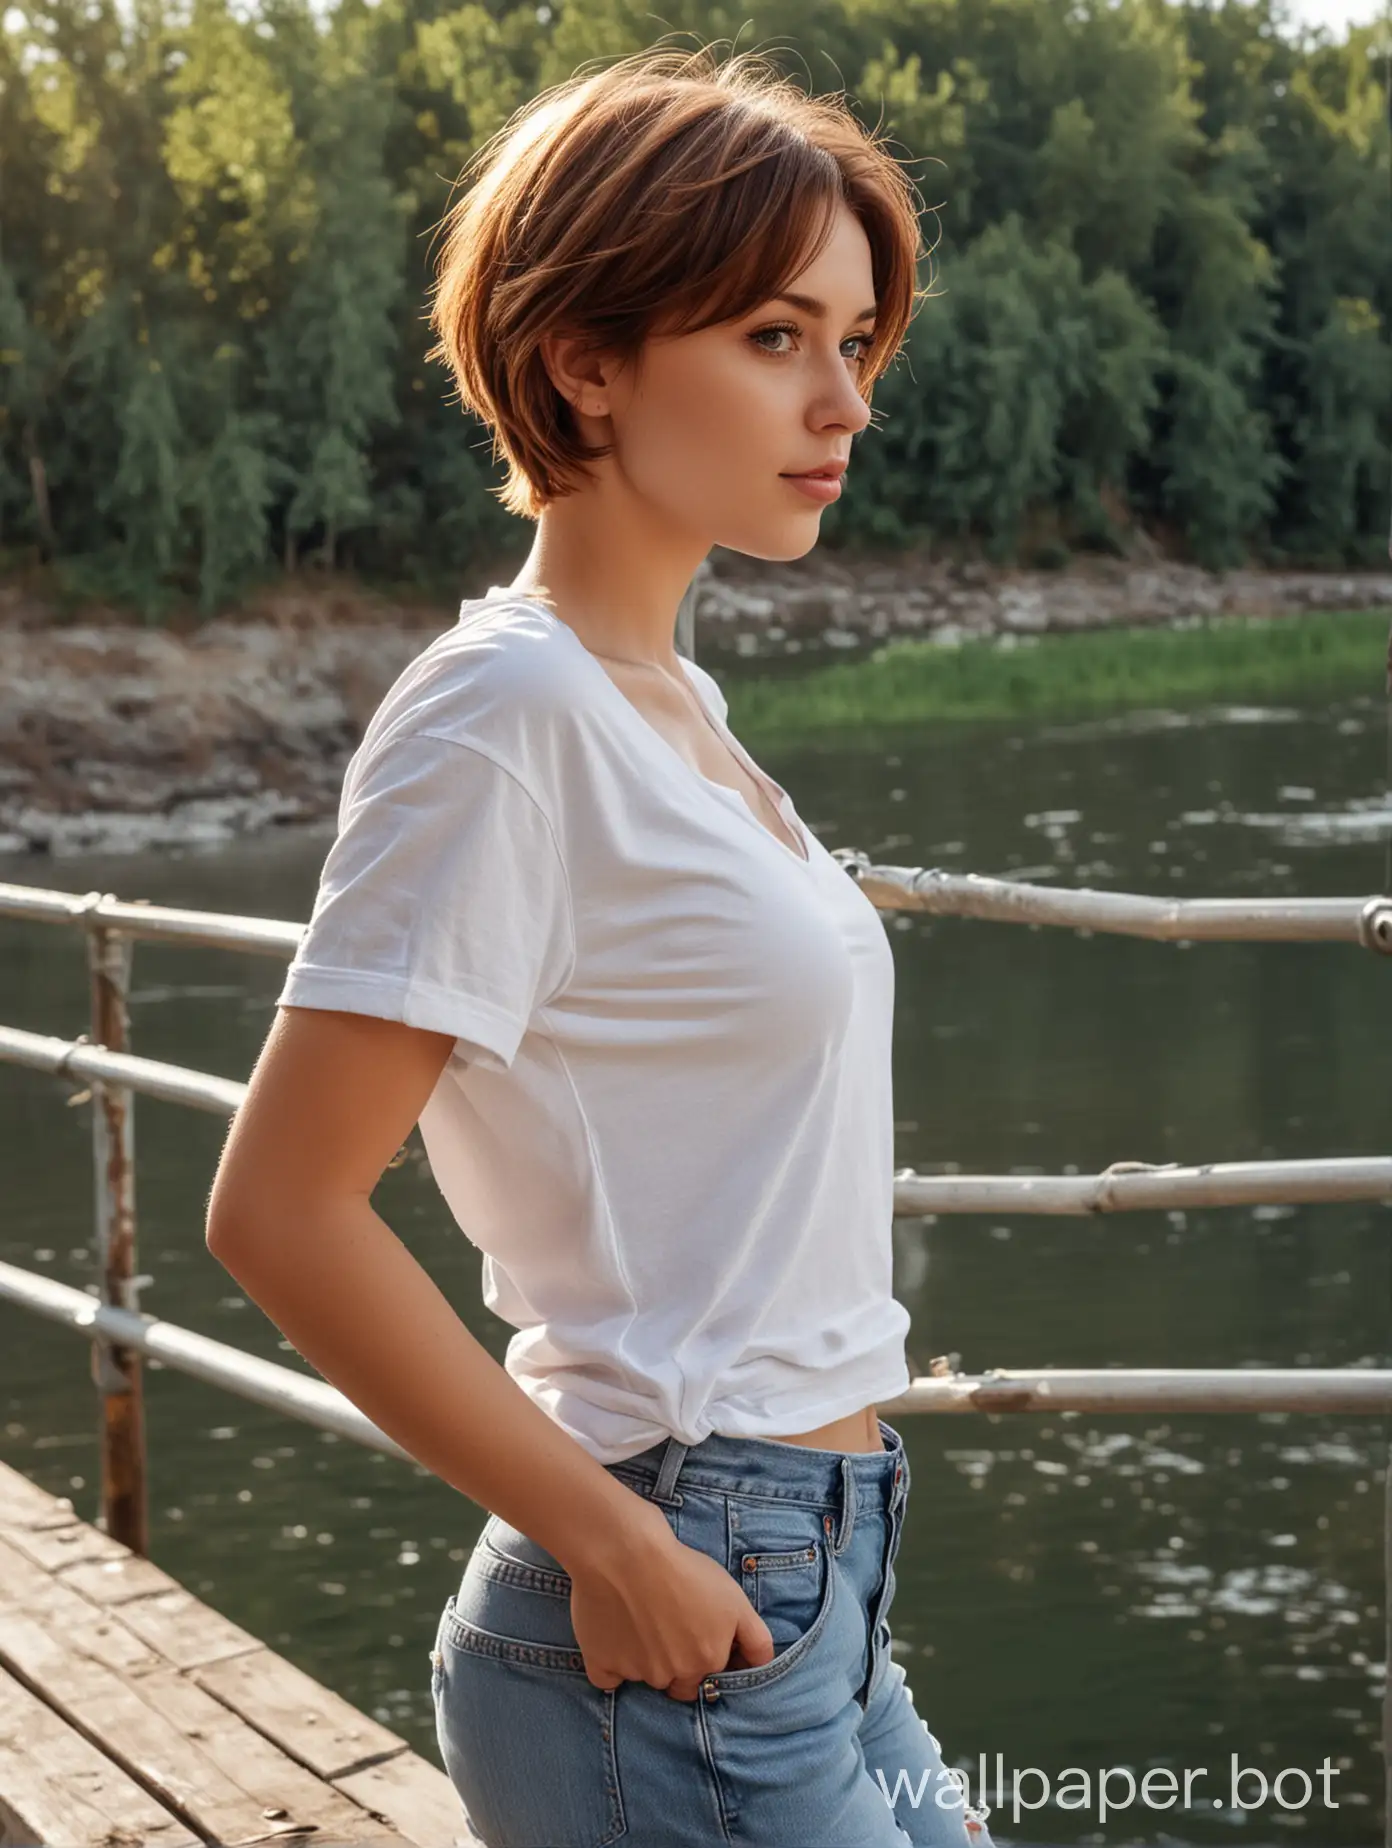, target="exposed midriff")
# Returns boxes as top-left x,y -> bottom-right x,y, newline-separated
761,1402 -> 885,1453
